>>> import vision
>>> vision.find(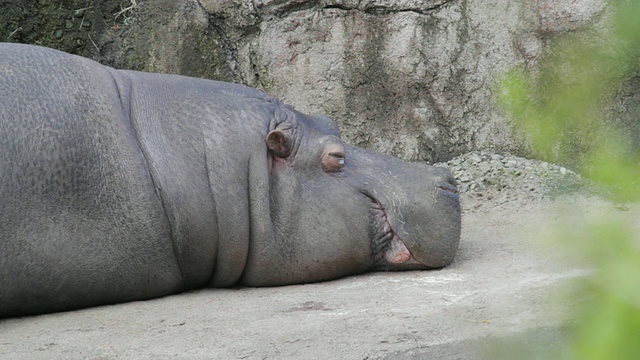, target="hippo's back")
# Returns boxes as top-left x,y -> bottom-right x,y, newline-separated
0,43 -> 183,317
